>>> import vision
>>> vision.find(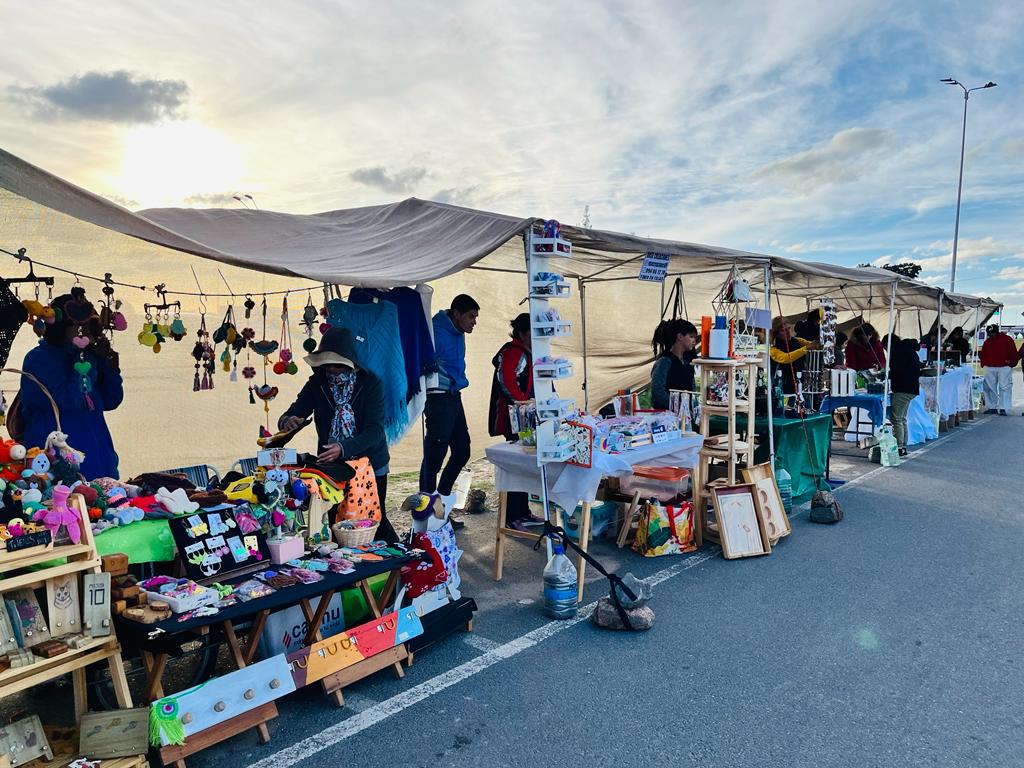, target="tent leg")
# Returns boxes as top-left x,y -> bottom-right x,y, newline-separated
580,278 -> 589,412
883,282 -> 896,407
936,292 -> 944,428
764,265 -> 775,466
